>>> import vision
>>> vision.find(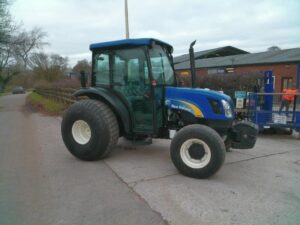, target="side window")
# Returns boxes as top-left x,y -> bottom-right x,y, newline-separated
144,61 -> 149,84
149,51 -> 163,84
112,48 -> 149,85
94,53 -> 110,85
282,77 -> 293,90
113,55 -> 126,85
128,59 -> 140,81
149,45 -> 175,85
